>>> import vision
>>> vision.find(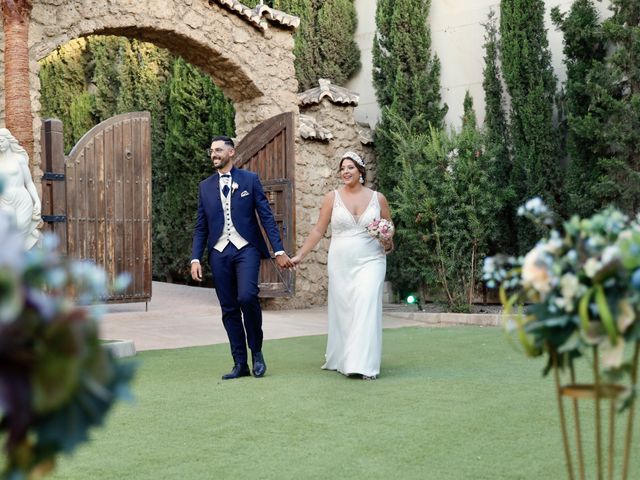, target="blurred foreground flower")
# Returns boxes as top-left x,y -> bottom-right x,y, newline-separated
483,201 -> 640,407
0,183 -> 135,478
